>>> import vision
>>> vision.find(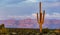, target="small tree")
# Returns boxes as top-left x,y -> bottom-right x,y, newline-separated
43,28 -> 49,33
0,24 -> 8,34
